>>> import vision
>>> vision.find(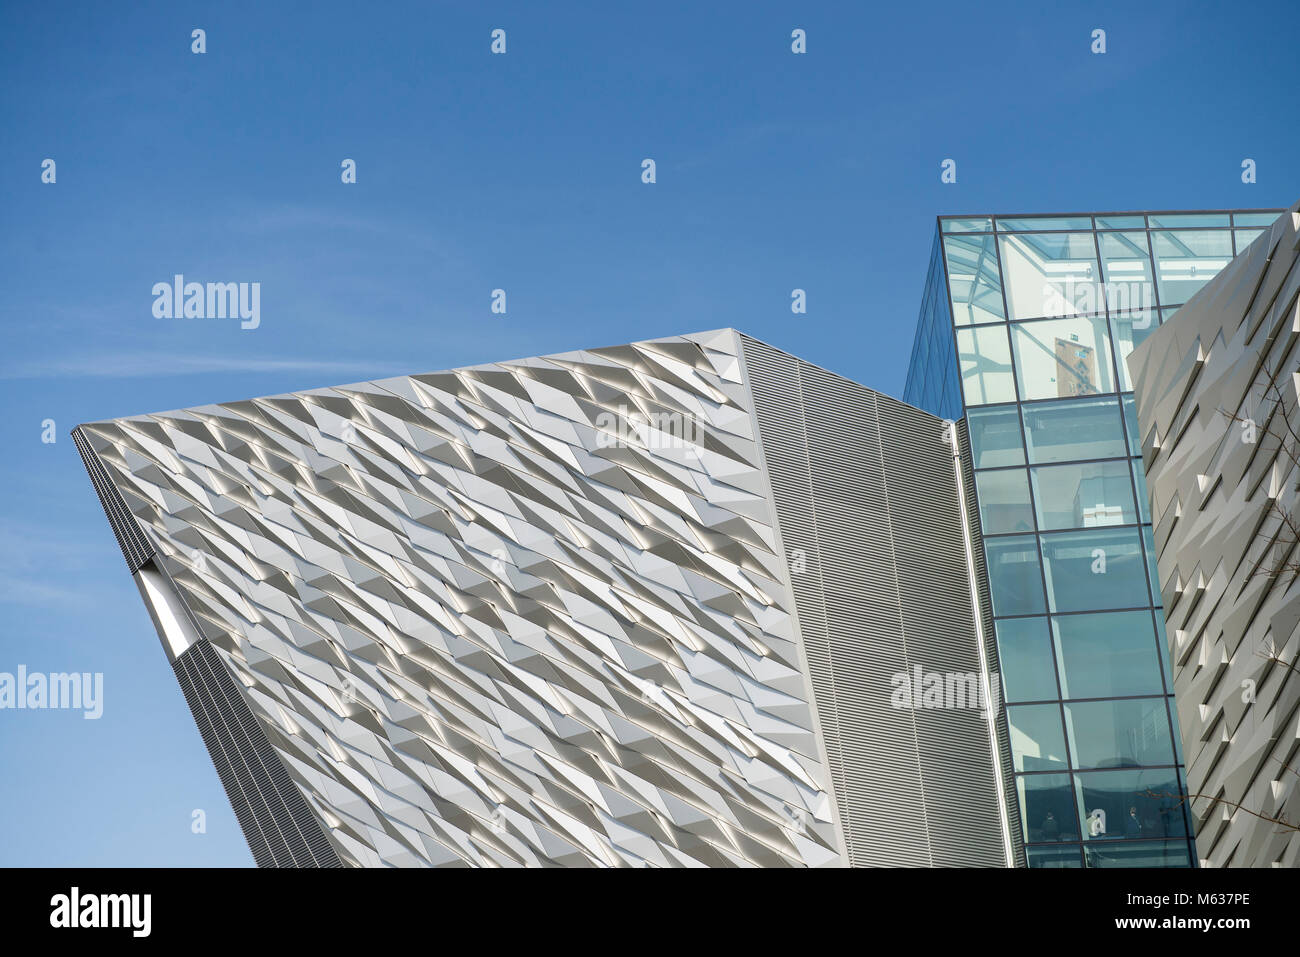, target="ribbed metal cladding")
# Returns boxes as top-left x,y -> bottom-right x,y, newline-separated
172,638 -> 344,868
71,426 -> 155,572
955,419 -> 1026,868
741,335 -> 1009,867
